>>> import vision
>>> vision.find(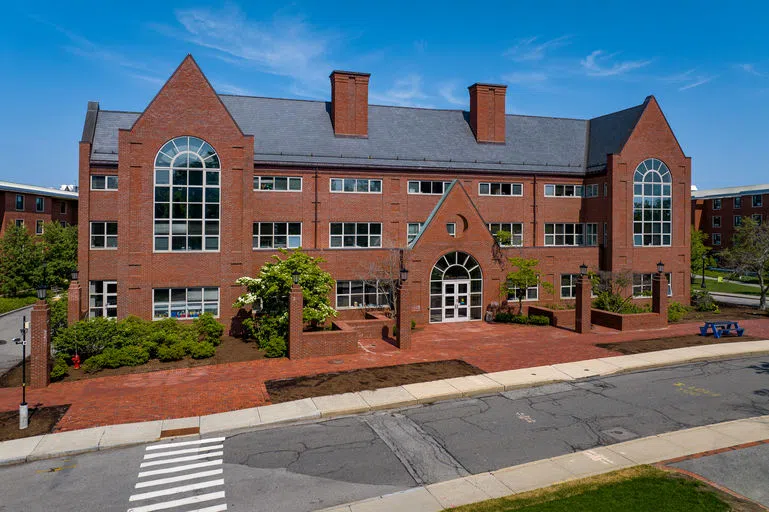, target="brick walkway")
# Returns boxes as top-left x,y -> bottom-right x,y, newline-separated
2,319 -> 769,432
